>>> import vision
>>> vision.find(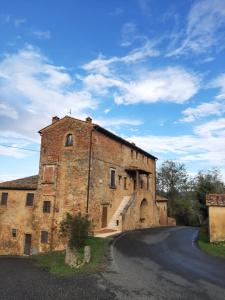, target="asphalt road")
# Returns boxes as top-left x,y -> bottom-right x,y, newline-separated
0,257 -> 116,300
103,226 -> 225,300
